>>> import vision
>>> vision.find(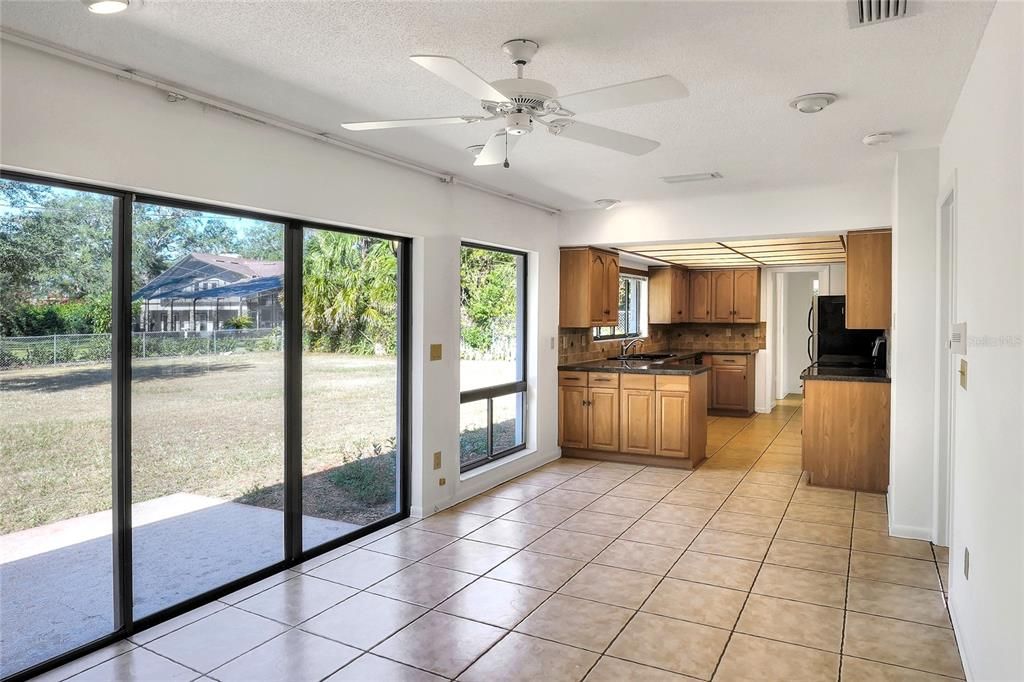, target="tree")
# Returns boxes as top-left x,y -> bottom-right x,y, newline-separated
460,247 -> 518,354
302,231 -> 398,354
